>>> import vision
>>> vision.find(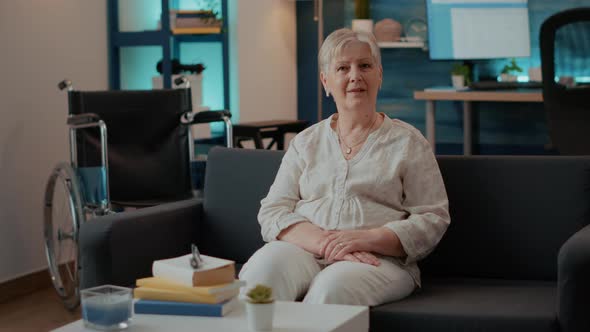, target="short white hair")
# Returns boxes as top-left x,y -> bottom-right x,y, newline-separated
318,28 -> 382,74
